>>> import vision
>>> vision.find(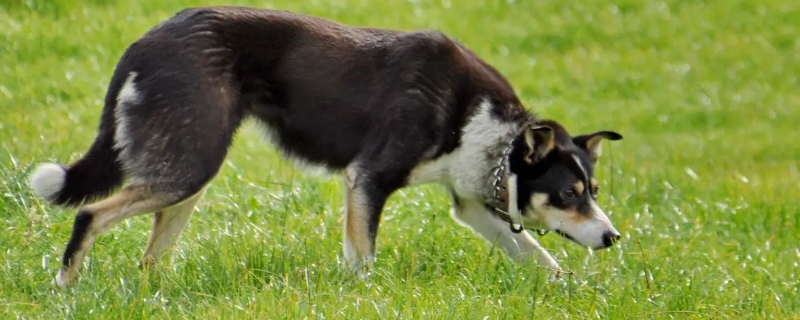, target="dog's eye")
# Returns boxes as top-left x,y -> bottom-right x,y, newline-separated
562,188 -> 576,199
591,186 -> 599,198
